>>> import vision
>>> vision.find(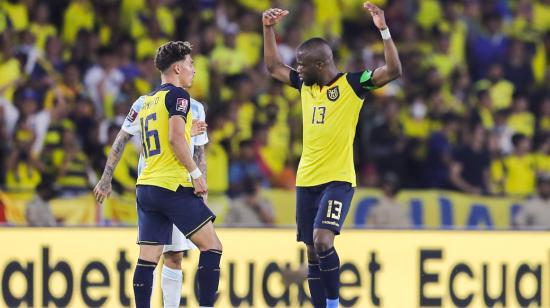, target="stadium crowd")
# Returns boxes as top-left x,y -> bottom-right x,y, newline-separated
1,0 -> 550,206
